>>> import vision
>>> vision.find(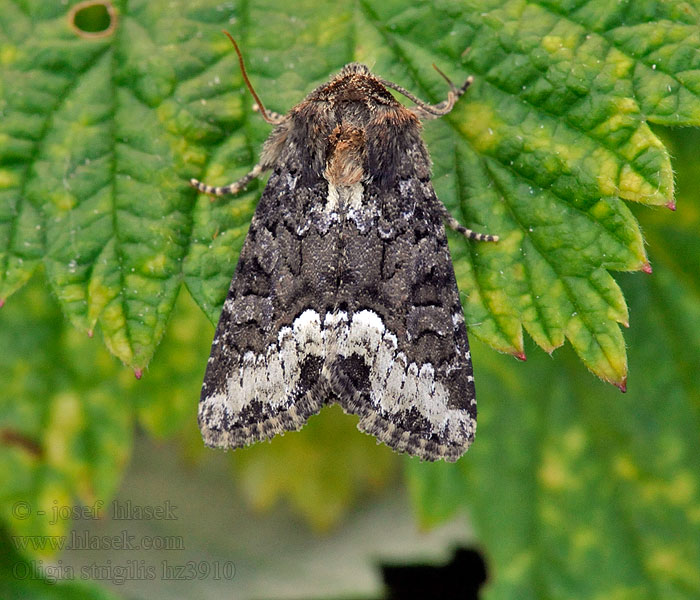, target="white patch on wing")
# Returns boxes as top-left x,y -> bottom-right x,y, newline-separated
200,308 -> 474,446
322,182 -> 377,233
347,182 -> 363,211
285,173 -> 298,190
293,308 -> 324,355
325,183 -> 340,215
